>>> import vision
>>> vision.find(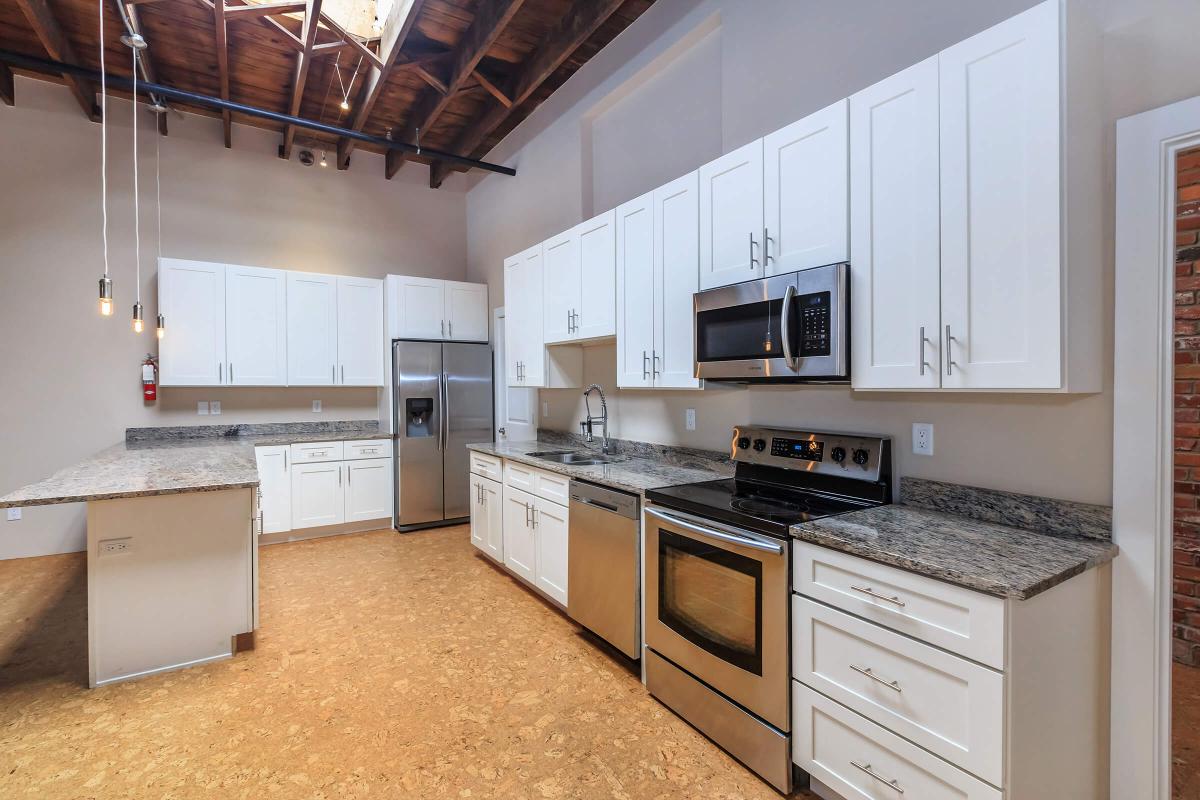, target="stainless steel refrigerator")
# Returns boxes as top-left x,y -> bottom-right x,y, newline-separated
392,340 -> 493,530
